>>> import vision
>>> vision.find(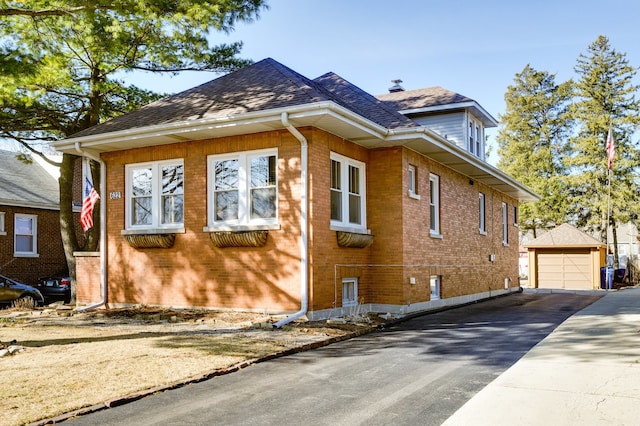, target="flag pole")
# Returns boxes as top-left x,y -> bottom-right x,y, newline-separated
605,126 -> 614,289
